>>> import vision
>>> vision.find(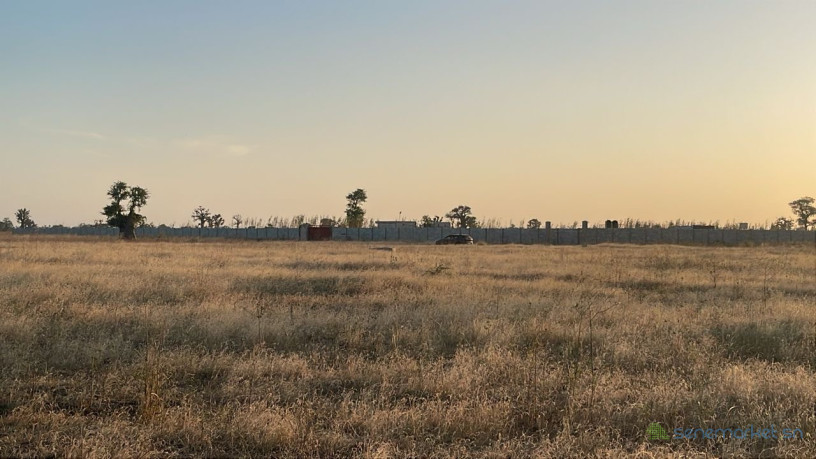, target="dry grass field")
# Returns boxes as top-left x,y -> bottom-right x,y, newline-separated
1,234 -> 815,457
